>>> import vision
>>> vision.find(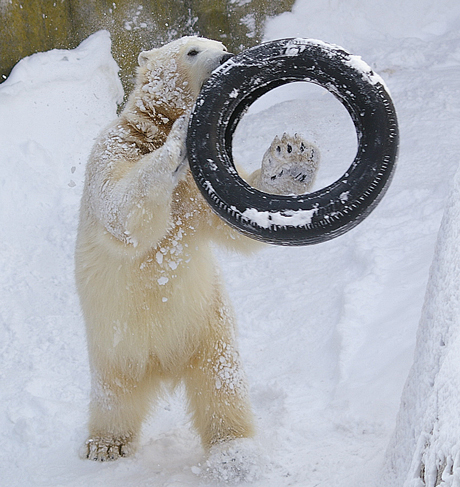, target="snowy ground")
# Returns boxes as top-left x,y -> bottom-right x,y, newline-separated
1,1 -> 460,486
